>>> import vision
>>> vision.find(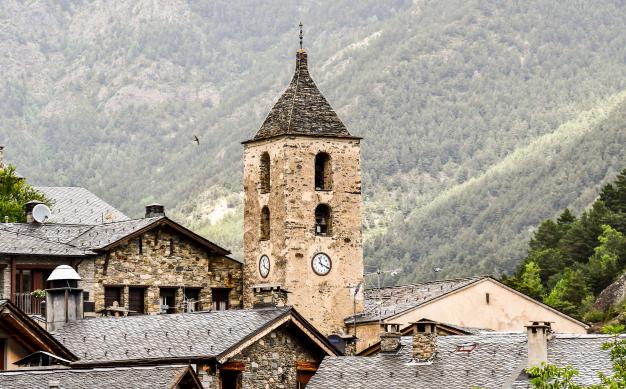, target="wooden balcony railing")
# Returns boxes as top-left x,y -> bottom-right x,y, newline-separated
12,293 -> 43,315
